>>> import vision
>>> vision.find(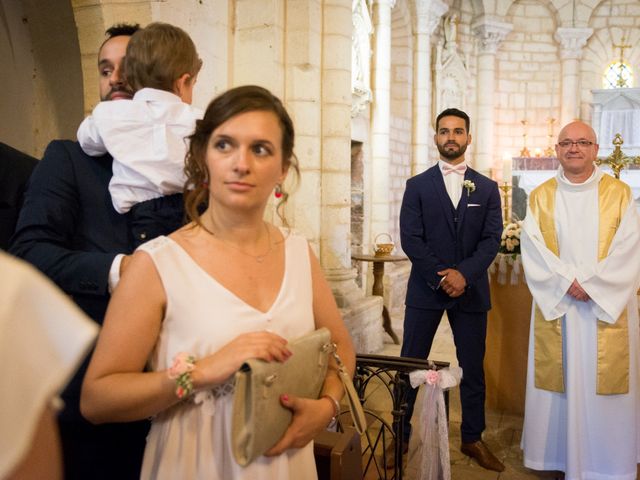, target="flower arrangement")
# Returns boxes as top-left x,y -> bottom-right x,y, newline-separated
462,179 -> 476,196
499,221 -> 522,255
